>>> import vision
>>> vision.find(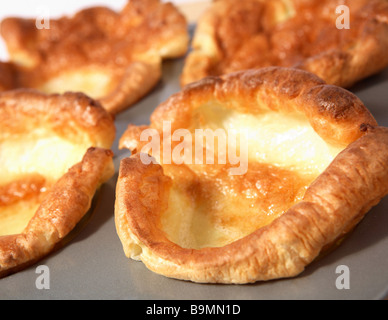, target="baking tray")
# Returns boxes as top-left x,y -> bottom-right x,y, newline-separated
1,46 -> 388,301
